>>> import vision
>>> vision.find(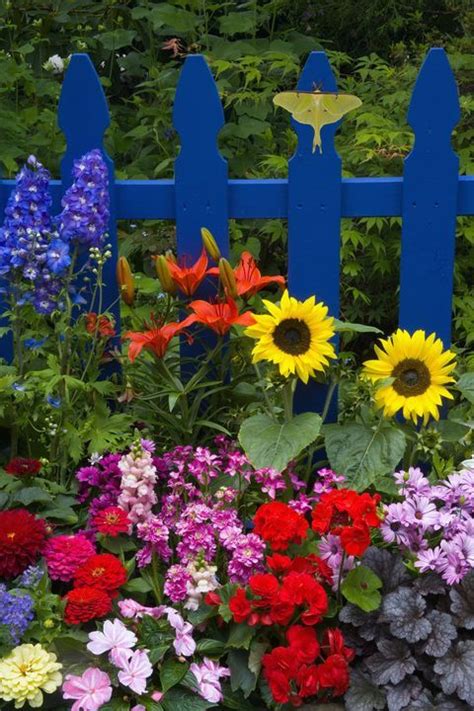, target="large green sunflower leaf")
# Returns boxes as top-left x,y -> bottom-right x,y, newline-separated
238,412 -> 322,472
324,422 -> 406,491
